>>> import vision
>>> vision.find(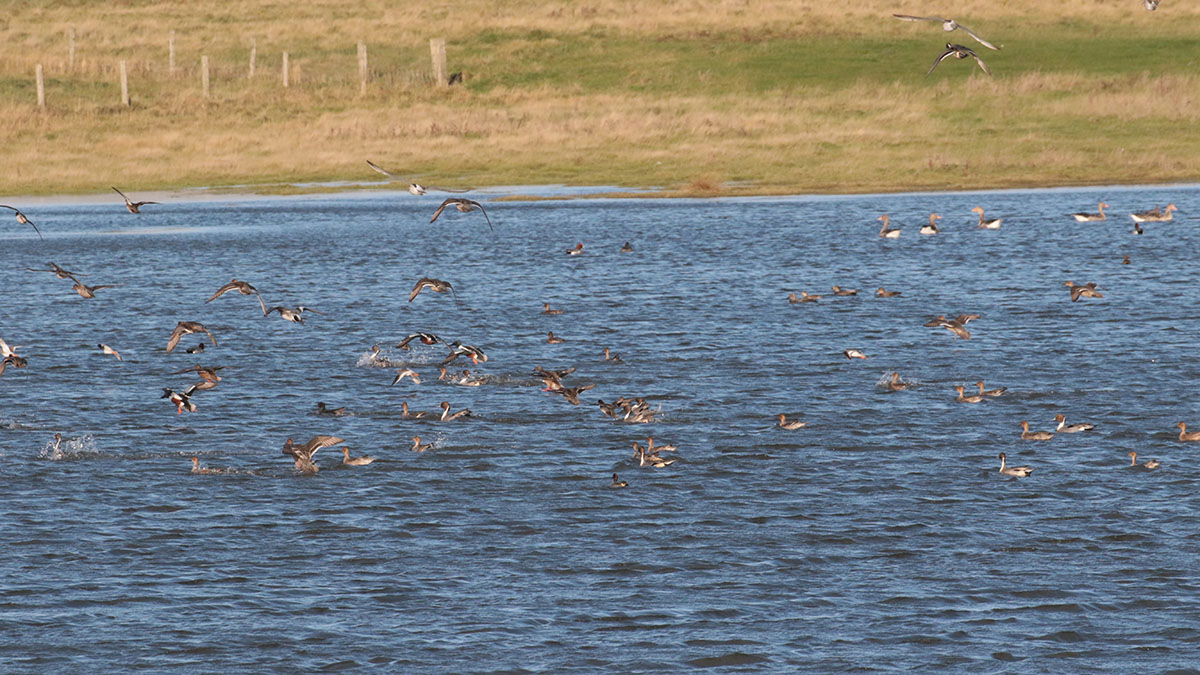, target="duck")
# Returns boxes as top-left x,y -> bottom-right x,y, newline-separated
533,365 -> 574,392
184,343 -> 206,354
954,385 -> 983,403
430,198 -> 493,231
341,447 -> 376,465
558,384 -> 596,405
634,443 -> 675,468
400,402 -> 429,419
26,262 -> 83,279
170,364 -> 223,386
884,372 -> 913,391
315,402 -> 348,416
566,243 -> 584,255
1053,414 -> 1095,433
997,453 -> 1034,477
788,291 -> 821,303
602,347 -> 624,363
97,343 -> 122,361
832,285 -> 859,296
392,368 -> 421,385
439,401 -> 472,421
877,215 -> 901,238
1176,422 -> 1200,441
1064,281 -> 1103,302
166,321 -> 217,353
609,473 -> 628,488
1128,451 -> 1160,469
365,160 -> 471,195
206,279 -> 267,314
1122,255 -> 1131,265
893,14 -> 999,50
843,349 -> 868,360
971,206 -> 1002,229
646,437 -> 677,453
266,305 -> 322,323
70,277 -> 118,299
281,435 -> 344,474
1145,0 -> 1160,10
976,381 -> 1006,397
161,385 -> 199,414
777,414 -> 807,429
927,43 -> 991,77
0,205 -> 43,239
1020,420 -> 1054,440
1071,202 -> 1110,222
411,436 -> 433,453
190,456 -> 225,475
408,277 -> 456,303
920,213 -> 941,235
396,332 -> 443,350
112,186 -> 159,214
547,331 -> 565,344
1130,203 -> 1177,223
542,303 -> 564,315
1132,222 -> 1144,235
440,341 -> 488,366
620,242 -> 634,253
935,317 -> 971,340
875,287 -> 902,297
